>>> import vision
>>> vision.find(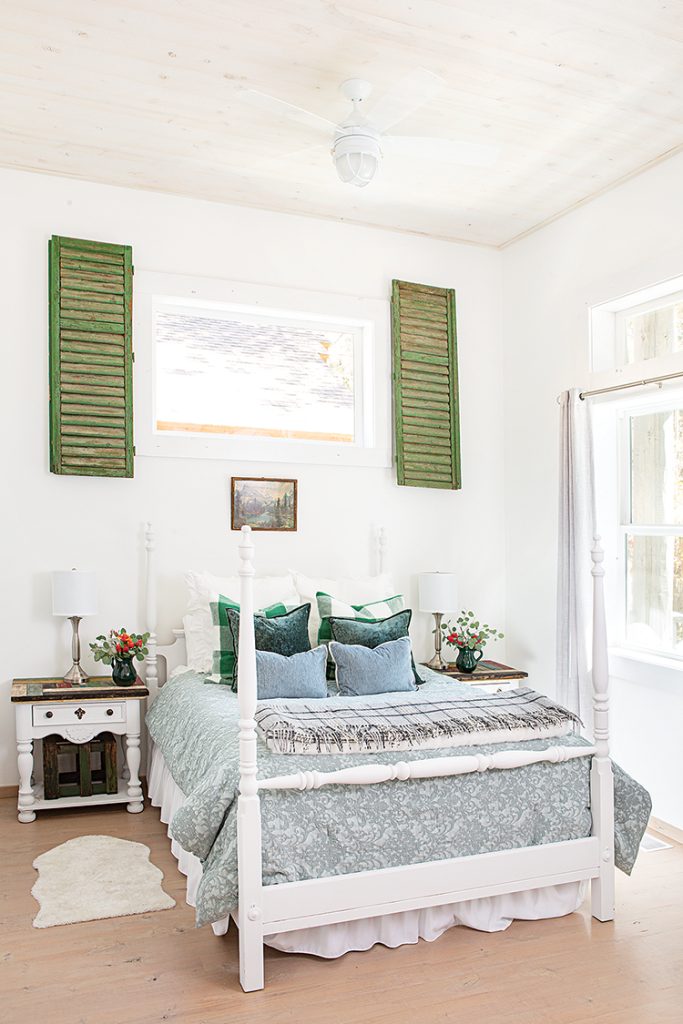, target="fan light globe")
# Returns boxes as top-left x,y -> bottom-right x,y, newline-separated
332,129 -> 382,188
